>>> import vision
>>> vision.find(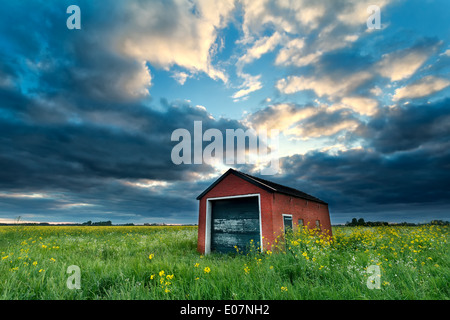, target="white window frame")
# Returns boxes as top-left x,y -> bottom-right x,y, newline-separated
205,193 -> 262,254
282,214 -> 293,234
